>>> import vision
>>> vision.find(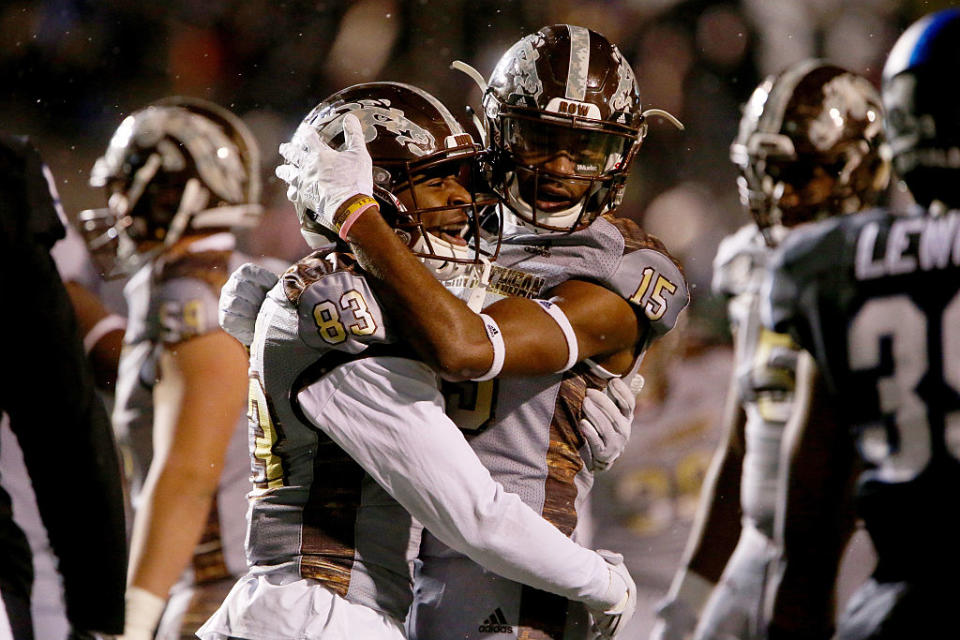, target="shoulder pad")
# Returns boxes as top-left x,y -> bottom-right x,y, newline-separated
712,224 -> 768,297
296,267 -> 390,354
608,248 -> 689,339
